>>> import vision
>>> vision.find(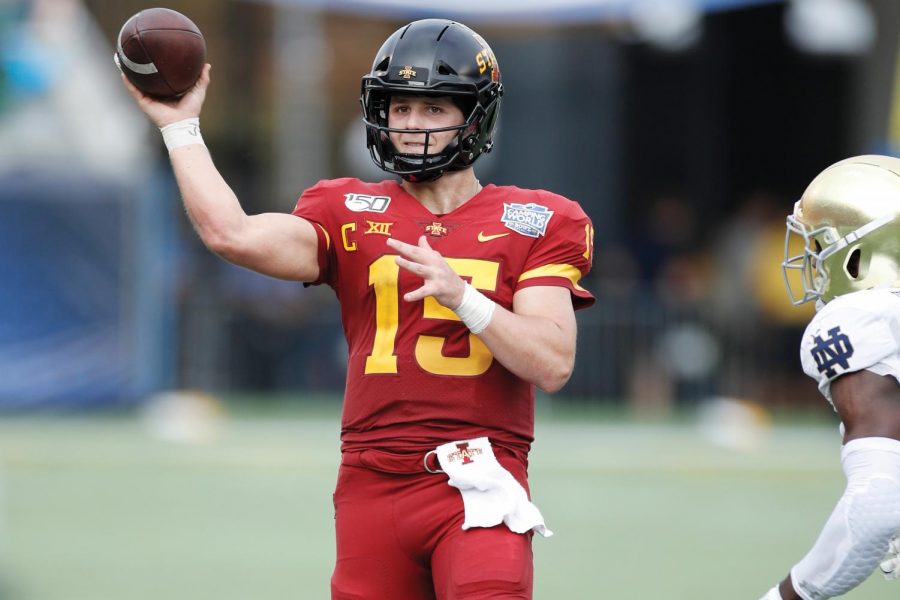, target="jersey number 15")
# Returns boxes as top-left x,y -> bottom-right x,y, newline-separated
365,255 -> 499,377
